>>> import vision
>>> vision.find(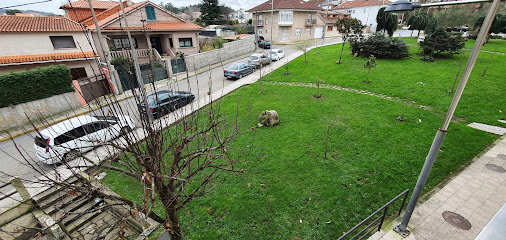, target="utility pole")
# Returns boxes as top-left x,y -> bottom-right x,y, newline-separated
87,0 -> 123,94
322,0 -> 330,45
117,0 -> 153,124
270,0 -> 274,65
